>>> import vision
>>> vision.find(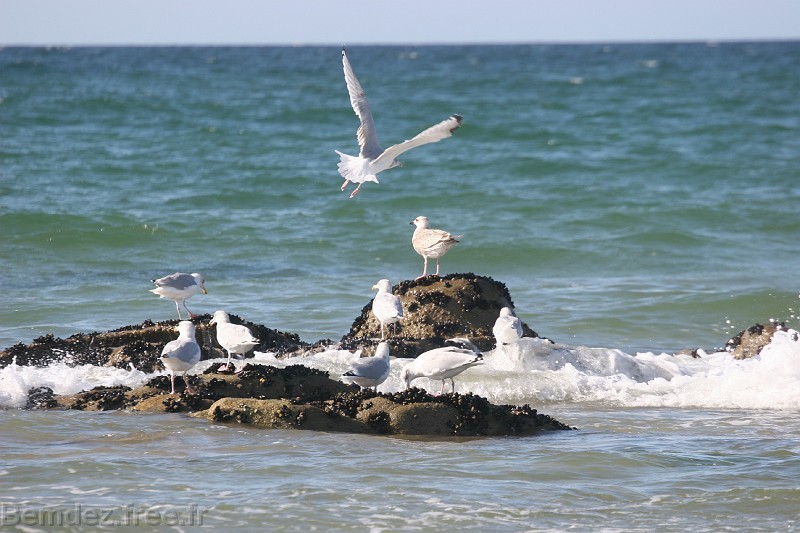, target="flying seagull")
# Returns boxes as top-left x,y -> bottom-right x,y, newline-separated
335,48 -> 462,198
